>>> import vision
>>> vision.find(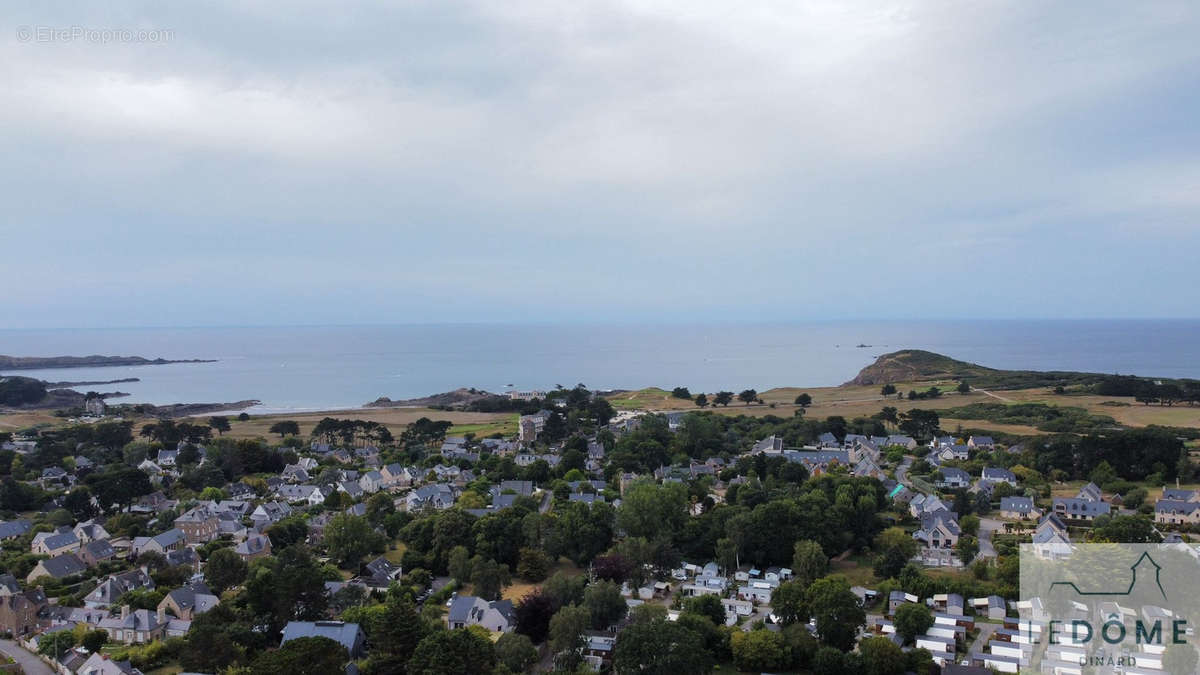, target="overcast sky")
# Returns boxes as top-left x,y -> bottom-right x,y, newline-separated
3,1 -> 1199,328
